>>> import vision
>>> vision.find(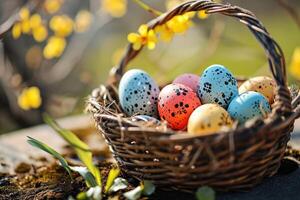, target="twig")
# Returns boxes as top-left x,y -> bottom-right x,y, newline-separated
131,0 -> 162,16
277,0 -> 300,28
